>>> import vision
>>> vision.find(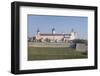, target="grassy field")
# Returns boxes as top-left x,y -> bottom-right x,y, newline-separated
28,47 -> 87,61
